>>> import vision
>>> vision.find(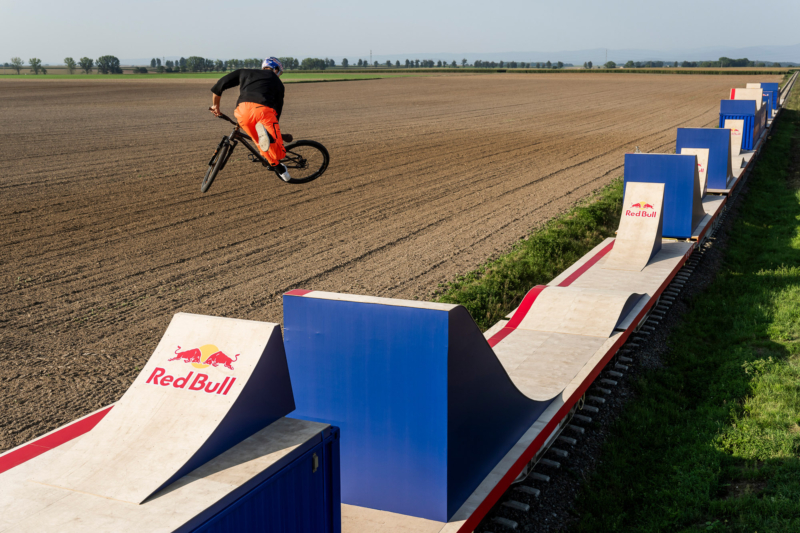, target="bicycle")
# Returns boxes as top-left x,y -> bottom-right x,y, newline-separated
201,109 -> 329,193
